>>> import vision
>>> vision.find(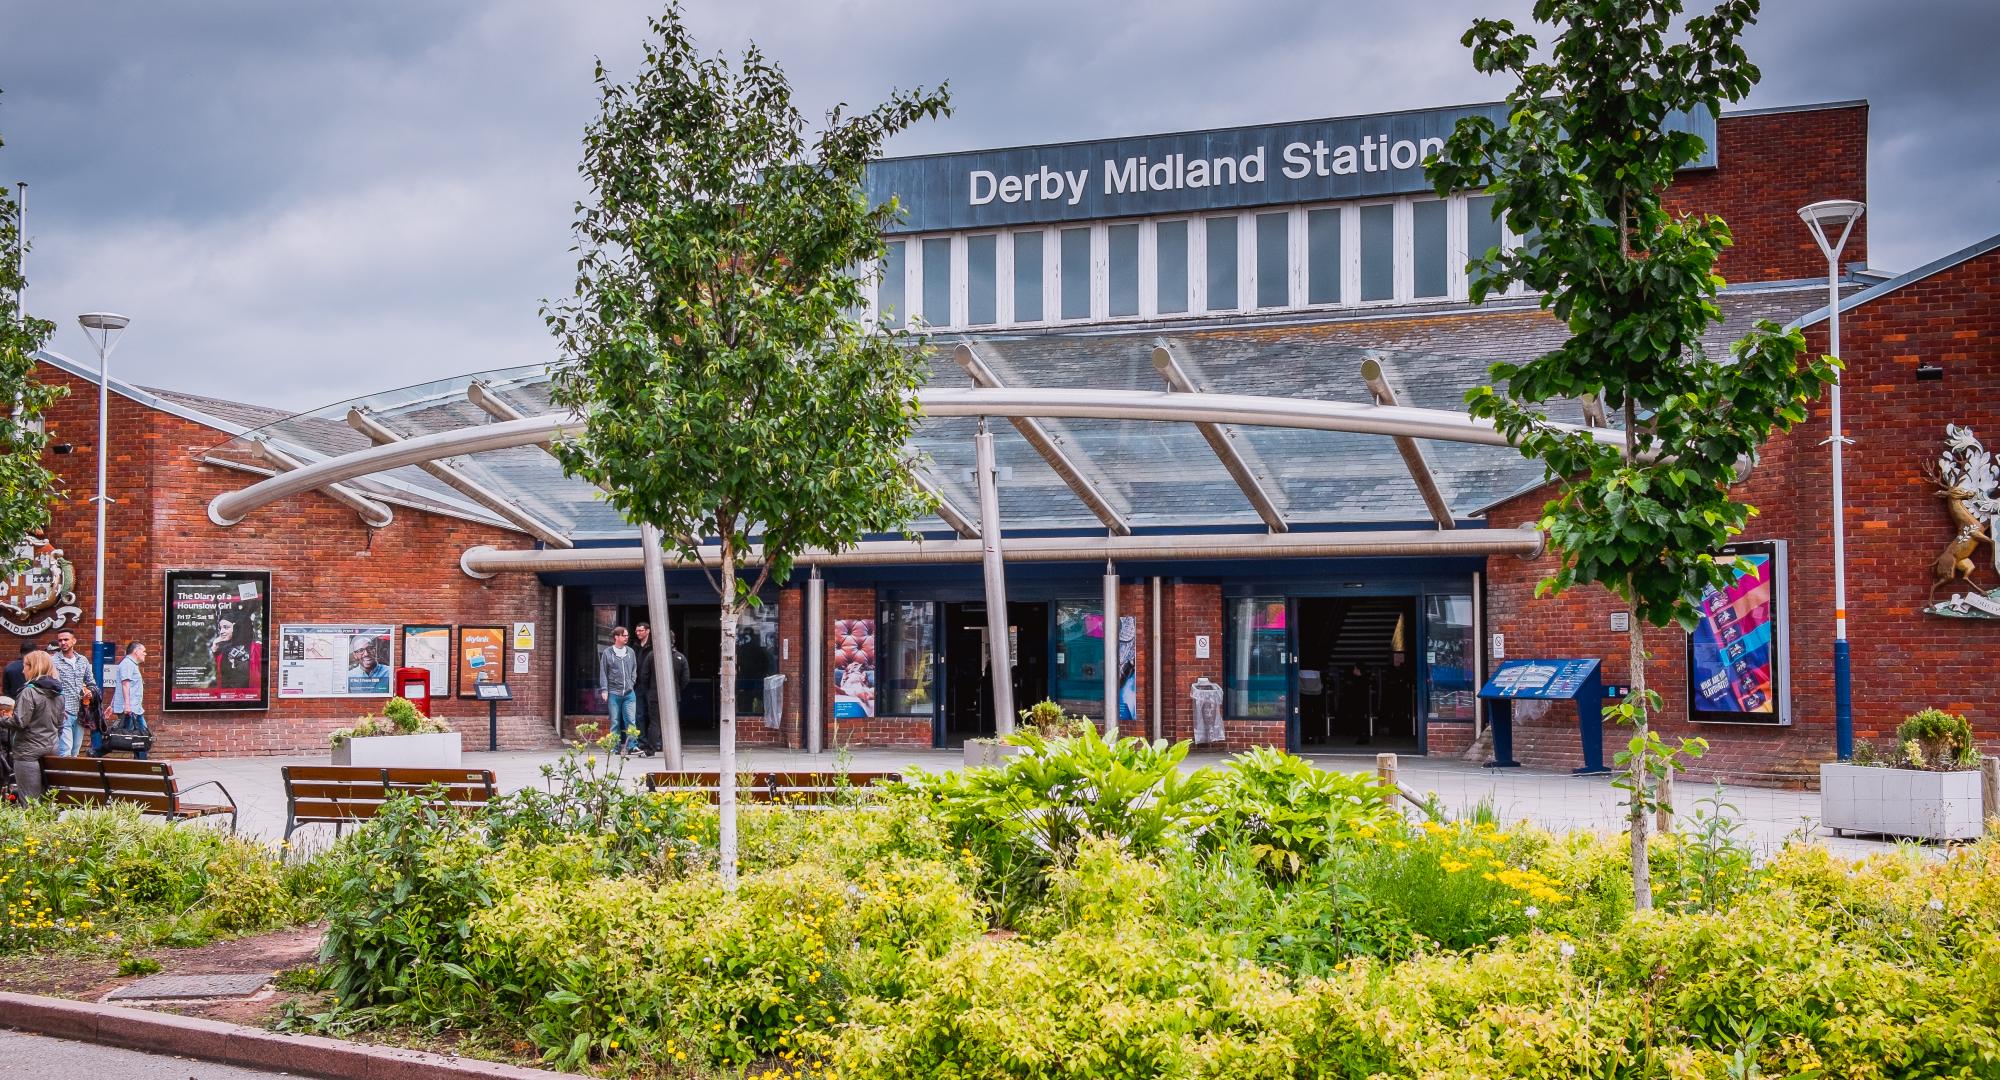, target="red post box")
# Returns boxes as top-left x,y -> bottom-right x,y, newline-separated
394,667 -> 432,717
